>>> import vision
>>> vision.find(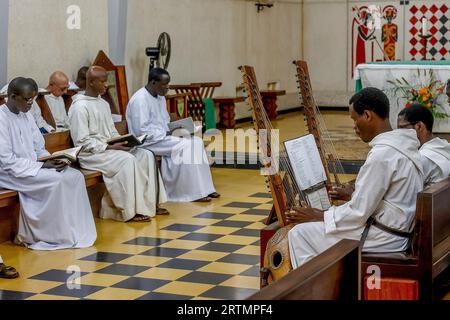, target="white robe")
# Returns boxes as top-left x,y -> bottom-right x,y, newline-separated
420,137 -> 450,188
126,88 -> 216,202
44,94 -> 69,131
30,100 -> 55,133
68,94 -> 167,221
0,105 -> 96,250
289,129 -> 424,268
0,255 -> 3,264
